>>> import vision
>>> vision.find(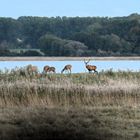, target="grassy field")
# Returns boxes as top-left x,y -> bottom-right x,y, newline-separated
0,68 -> 140,140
